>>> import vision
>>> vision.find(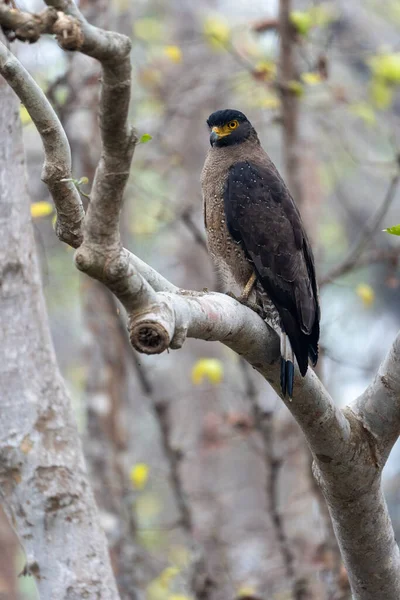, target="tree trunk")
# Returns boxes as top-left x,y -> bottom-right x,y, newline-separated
0,48 -> 120,600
